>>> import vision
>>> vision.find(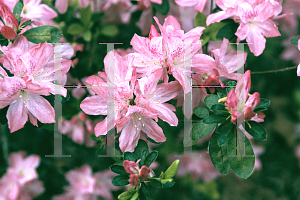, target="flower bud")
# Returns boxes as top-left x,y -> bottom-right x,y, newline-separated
123,160 -> 139,174
244,106 -> 256,120
139,165 -> 150,179
205,74 -> 220,86
129,174 -> 139,186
